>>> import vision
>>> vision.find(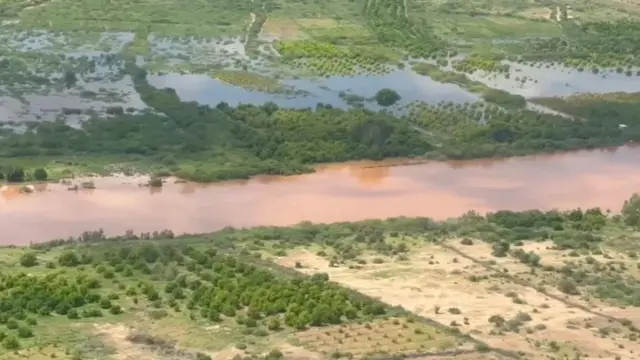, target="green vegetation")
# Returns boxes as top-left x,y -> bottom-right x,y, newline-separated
4,61 -> 640,183
275,40 -> 396,76
210,70 -> 291,94
374,88 -> 400,107
0,64 -> 431,183
403,92 -> 640,159
0,229 -> 478,359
